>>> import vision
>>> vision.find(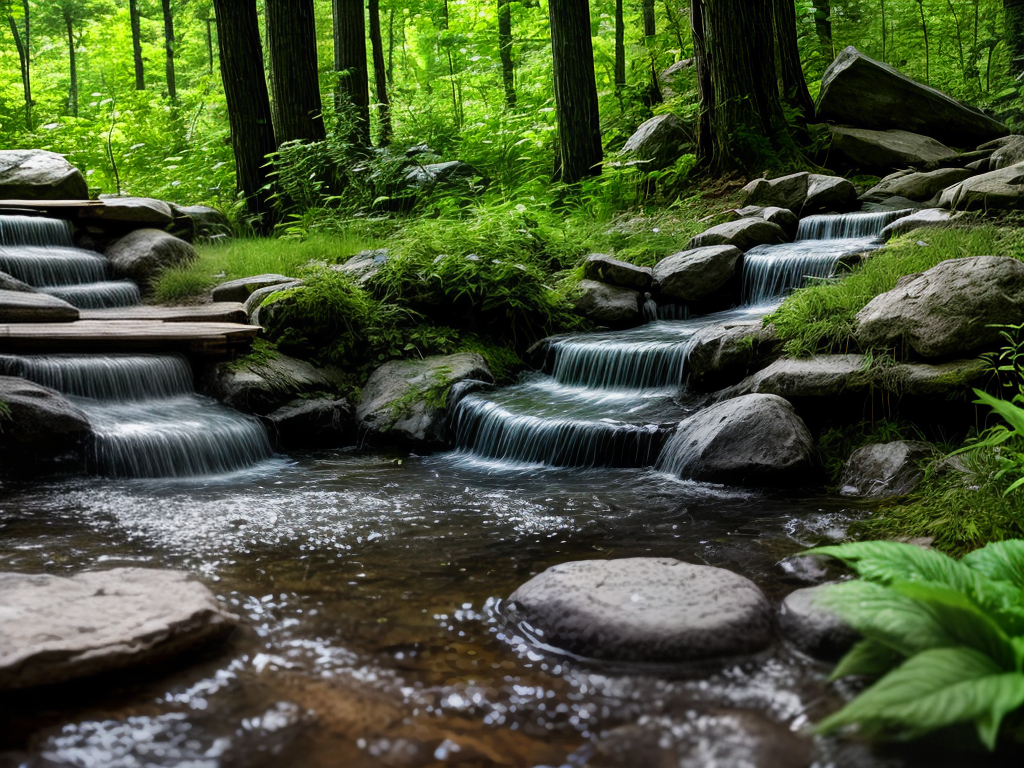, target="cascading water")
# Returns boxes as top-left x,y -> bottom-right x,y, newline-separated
455,209 -> 911,471
0,354 -> 272,478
